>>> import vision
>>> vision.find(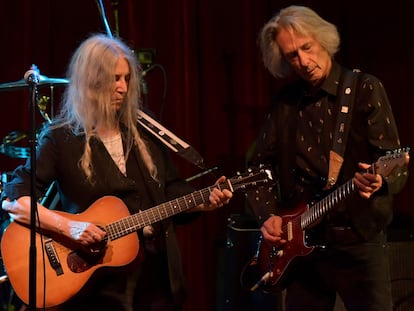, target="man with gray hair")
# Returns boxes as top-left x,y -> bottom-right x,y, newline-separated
247,5 -> 408,311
